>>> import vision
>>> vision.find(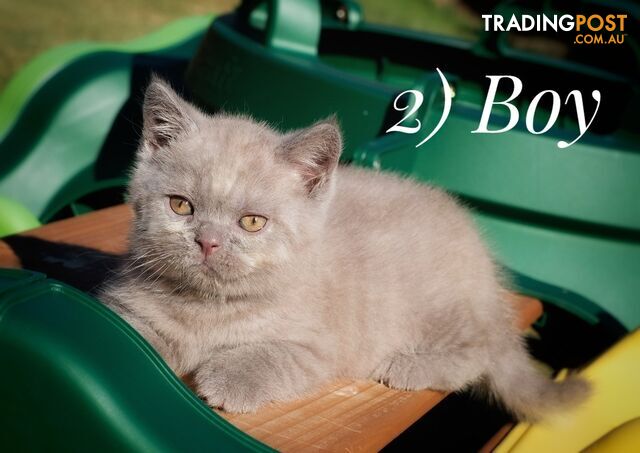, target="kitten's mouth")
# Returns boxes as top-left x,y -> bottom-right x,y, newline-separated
198,260 -> 229,278
195,256 -> 253,282
199,261 -> 217,272
196,263 -> 239,286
